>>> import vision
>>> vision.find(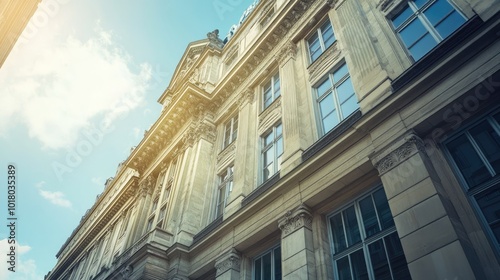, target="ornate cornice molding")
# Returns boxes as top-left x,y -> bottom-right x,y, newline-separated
215,249 -> 241,276
372,134 -> 426,175
278,204 -> 313,237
